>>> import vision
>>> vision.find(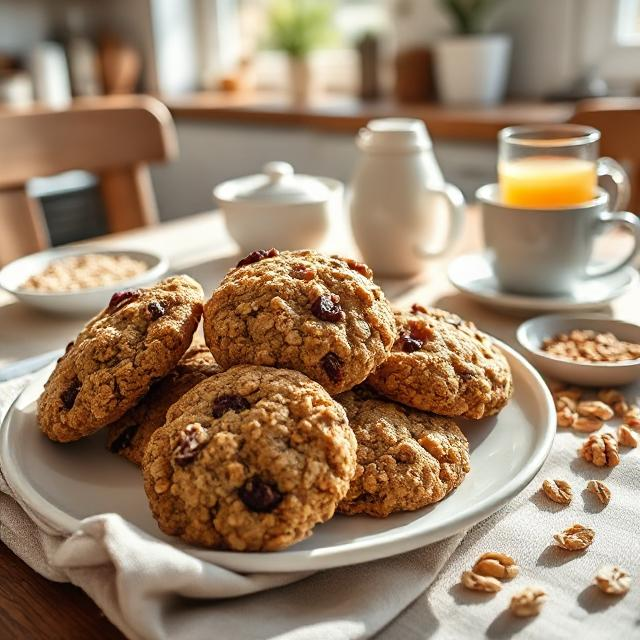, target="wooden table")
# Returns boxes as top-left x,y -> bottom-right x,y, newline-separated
0,209 -> 636,639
